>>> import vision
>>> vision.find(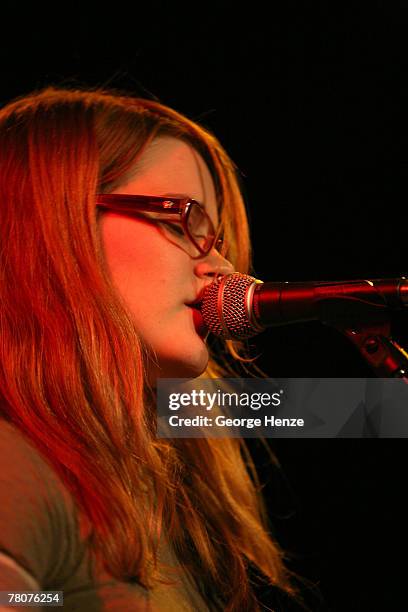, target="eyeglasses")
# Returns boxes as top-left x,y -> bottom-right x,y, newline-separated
96,194 -> 223,257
